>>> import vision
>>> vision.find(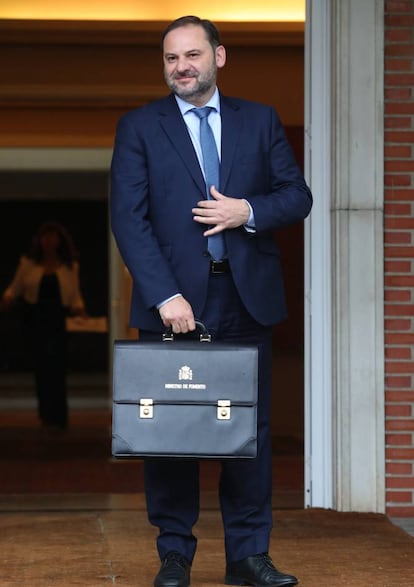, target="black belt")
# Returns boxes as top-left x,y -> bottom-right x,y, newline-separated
210,259 -> 231,274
